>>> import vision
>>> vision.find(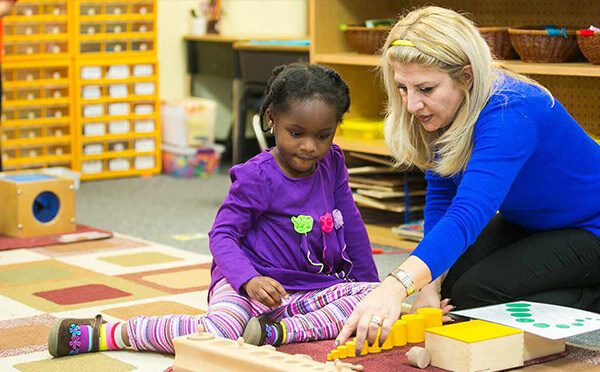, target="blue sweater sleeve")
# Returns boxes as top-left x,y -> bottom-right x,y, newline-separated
208,162 -> 269,292
332,145 -> 380,282
411,98 -> 539,280
423,170 -> 457,235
